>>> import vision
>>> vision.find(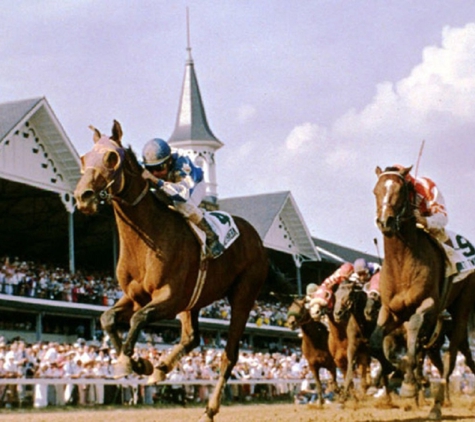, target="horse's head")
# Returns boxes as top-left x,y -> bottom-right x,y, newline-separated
363,286 -> 381,322
74,120 -> 128,215
373,165 -> 413,237
363,272 -> 381,322
333,280 -> 355,323
307,286 -> 333,321
286,298 -> 310,329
